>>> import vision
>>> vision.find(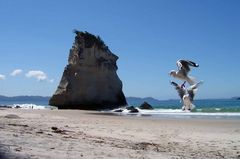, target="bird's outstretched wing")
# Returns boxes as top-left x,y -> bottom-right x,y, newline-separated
177,59 -> 199,73
170,81 -> 178,87
170,81 -> 186,99
187,81 -> 203,101
187,90 -> 195,102
186,60 -> 199,67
